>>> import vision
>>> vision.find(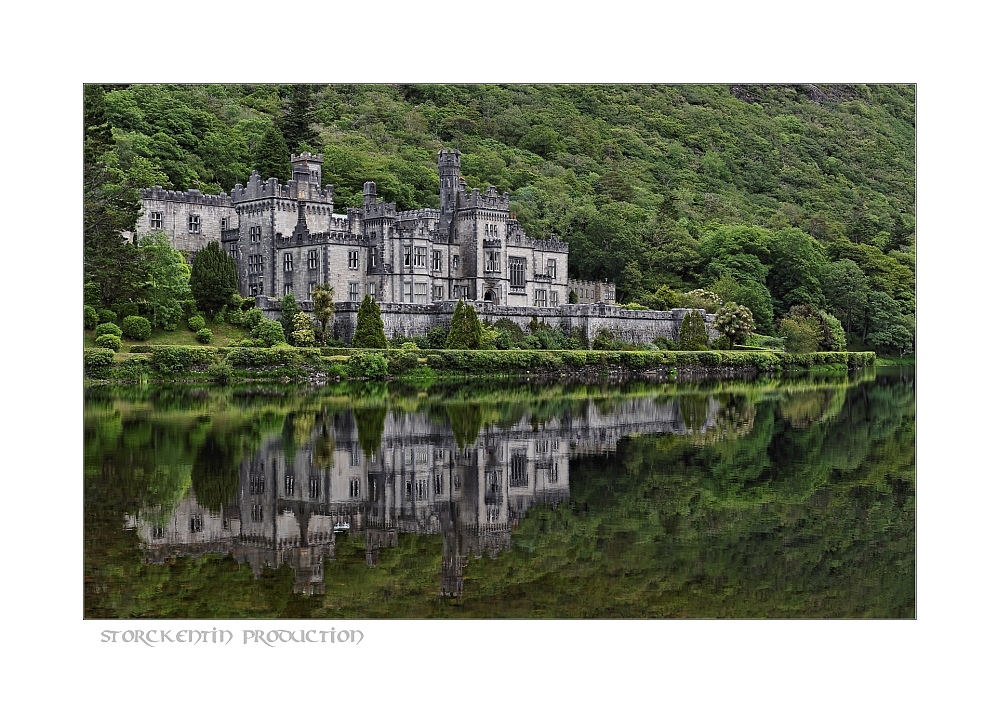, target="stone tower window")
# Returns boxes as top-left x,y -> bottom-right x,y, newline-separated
249,225 -> 262,243
348,250 -> 359,270
547,259 -> 557,280
415,247 -> 427,267
149,211 -> 162,230
432,249 -> 442,272
403,246 -> 412,267
349,282 -> 359,301
309,249 -> 319,270
188,214 -> 201,234
509,257 -> 526,288
283,253 -> 293,272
